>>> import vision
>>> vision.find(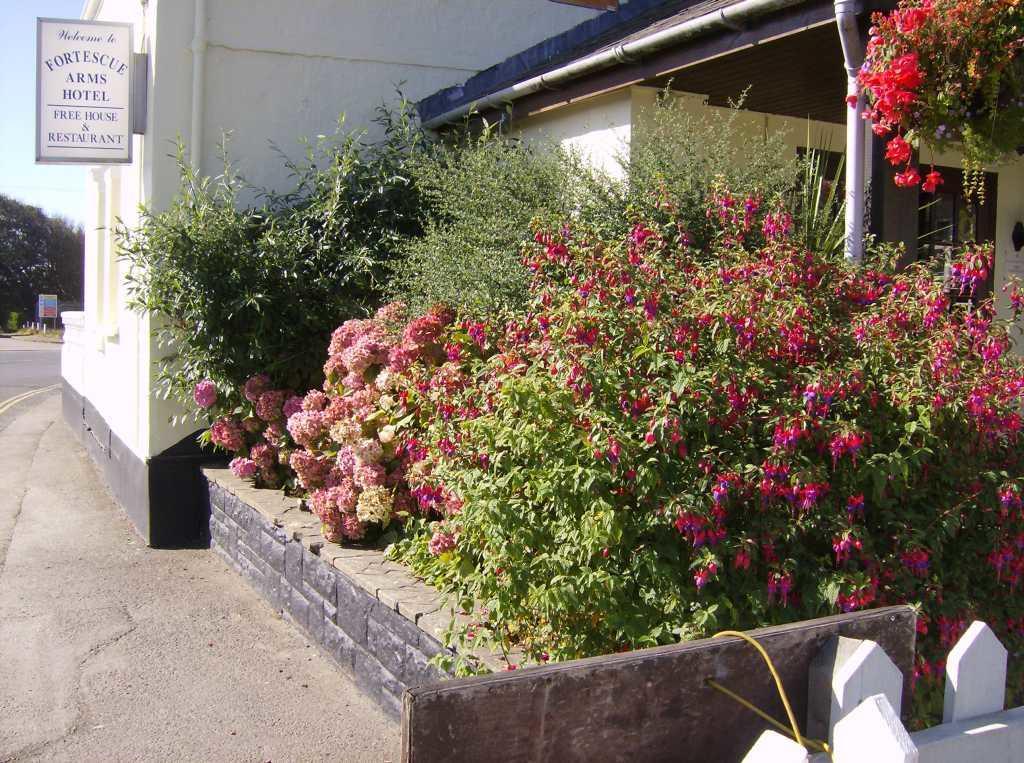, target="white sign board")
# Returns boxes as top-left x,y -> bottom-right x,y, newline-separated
36,18 -> 133,165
